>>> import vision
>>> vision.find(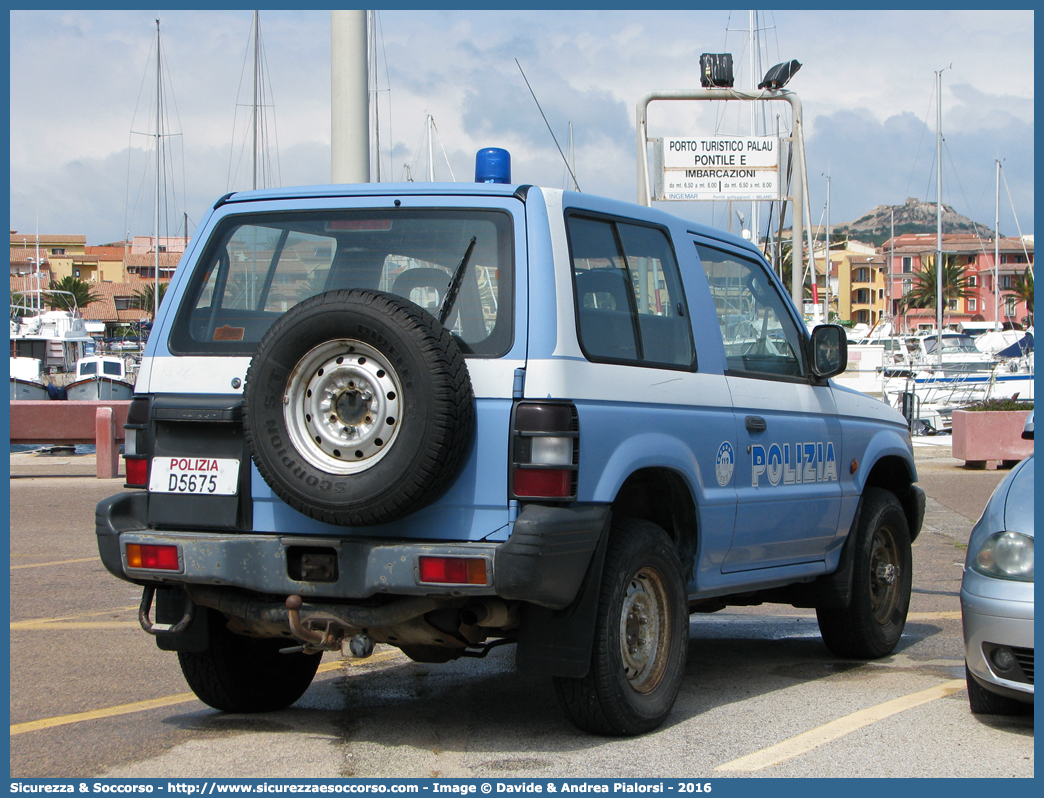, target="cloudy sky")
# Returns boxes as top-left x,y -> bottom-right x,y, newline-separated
8,8 -> 1035,248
